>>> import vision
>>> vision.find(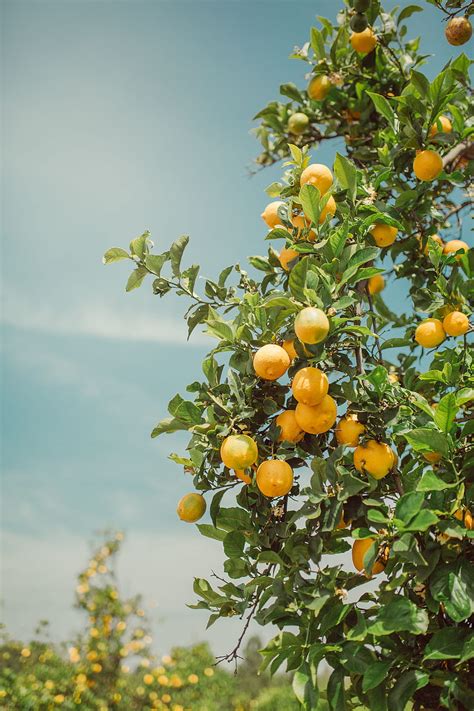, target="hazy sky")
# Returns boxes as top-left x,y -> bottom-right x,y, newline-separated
1,0 -> 469,656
